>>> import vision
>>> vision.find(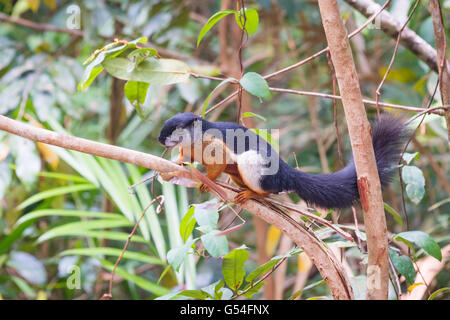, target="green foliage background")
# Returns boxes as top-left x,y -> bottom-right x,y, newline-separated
0,0 -> 448,300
